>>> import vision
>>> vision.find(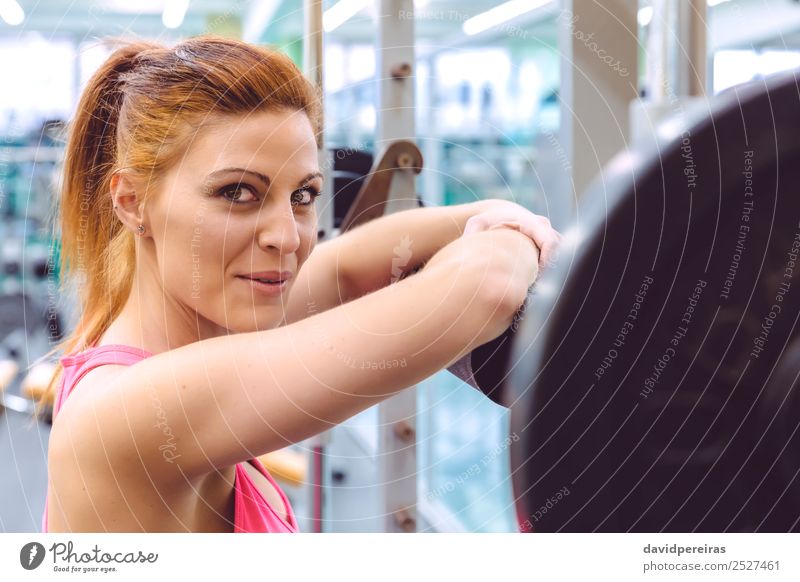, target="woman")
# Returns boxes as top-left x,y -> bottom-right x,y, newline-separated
42,36 -> 560,533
